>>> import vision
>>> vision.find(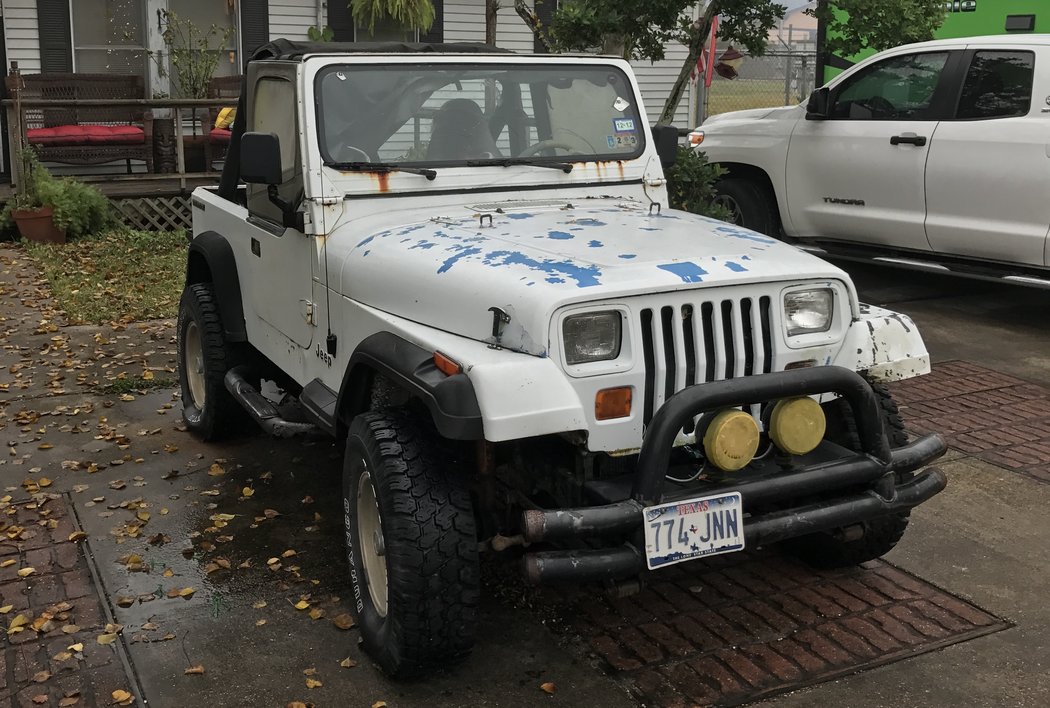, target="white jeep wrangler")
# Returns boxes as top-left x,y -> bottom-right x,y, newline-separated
178,39 -> 947,677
